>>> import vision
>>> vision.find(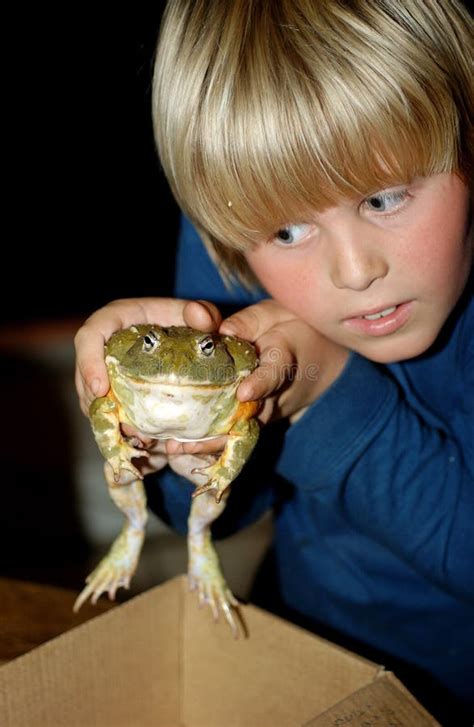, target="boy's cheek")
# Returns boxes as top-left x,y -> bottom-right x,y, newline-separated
245,253 -> 308,309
